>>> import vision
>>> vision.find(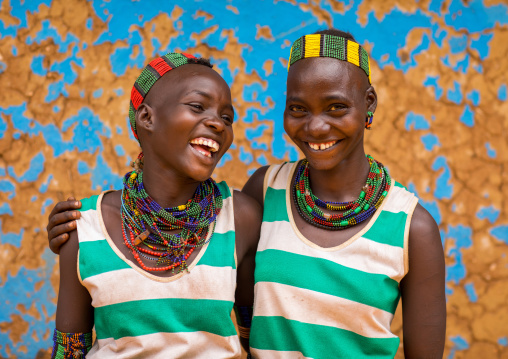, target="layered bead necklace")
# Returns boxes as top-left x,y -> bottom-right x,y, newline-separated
121,169 -> 223,273
293,155 -> 391,230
